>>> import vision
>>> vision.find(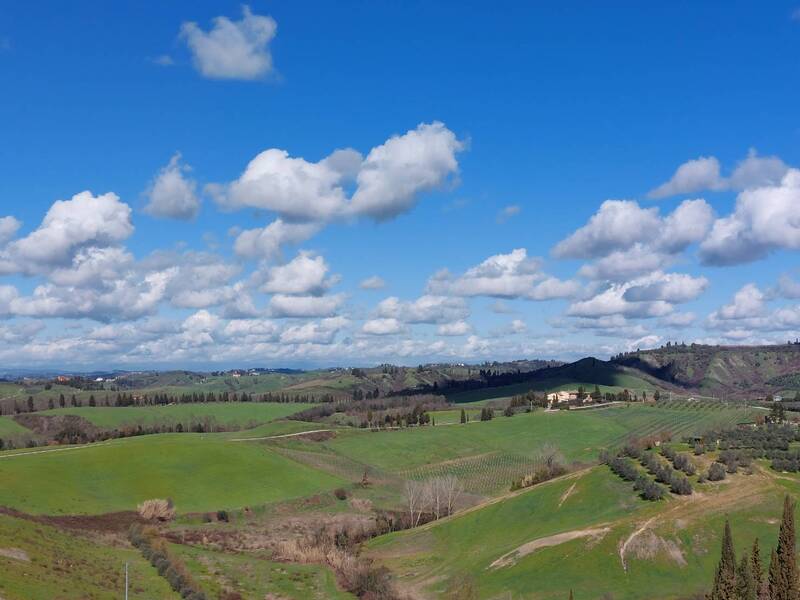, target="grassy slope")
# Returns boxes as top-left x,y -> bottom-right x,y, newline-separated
0,512 -> 175,600
37,401 -> 307,428
321,405 -> 757,474
0,433 -> 343,515
367,466 -> 800,599
322,411 -> 626,472
0,416 -> 28,437
172,543 -> 354,599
